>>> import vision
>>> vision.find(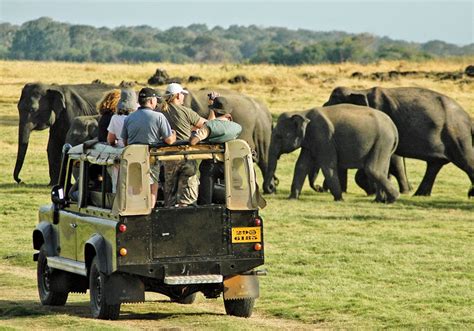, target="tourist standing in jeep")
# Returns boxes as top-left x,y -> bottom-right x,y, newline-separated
122,87 -> 176,207
160,83 -> 208,207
